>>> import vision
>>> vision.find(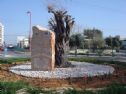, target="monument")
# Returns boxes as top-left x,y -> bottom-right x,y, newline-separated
9,7 -> 114,80
31,25 -> 55,71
